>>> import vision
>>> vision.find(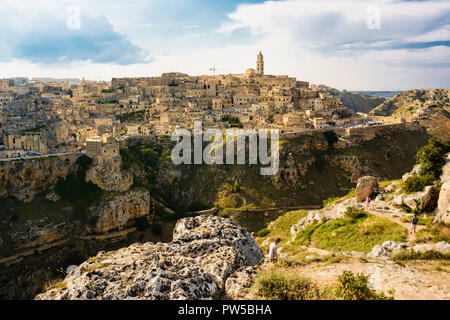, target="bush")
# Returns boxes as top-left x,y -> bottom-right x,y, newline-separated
256,270 -> 320,300
323,196 -> 339,208
415,138 -> 450,179
403,174 -> 435,193
345,207 -> 366,220
337,271 -> 393,300
256,228 -> 270,237
232,181 -> 240,193
323,130 -> 339,146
